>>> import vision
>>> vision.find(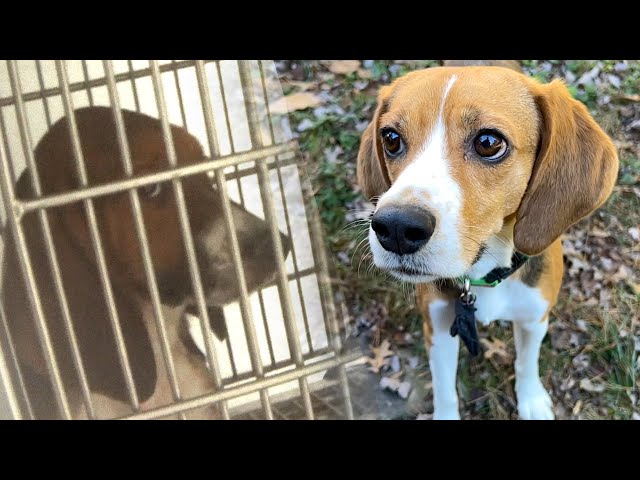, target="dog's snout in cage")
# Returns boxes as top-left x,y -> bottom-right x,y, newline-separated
0,60 -> 361,420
